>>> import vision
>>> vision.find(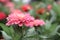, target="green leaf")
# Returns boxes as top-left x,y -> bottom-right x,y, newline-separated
43,22 -> 59,37
9,26 -> 21,40
39,35 -> 48,39
53,2 -> 60,17
45,20 -> 51,30
42,0 -> 54,4
29,9 -> 37,17
0,23 -> 20,40
23,37 -> 39,40
57,32 -> 60,36
49,10 -> 56,23
0,23 -> 11,36
0,5 -> 9,15
24,27 -> 37,38
12,0 -> 23,9
49,24 -> 58,36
